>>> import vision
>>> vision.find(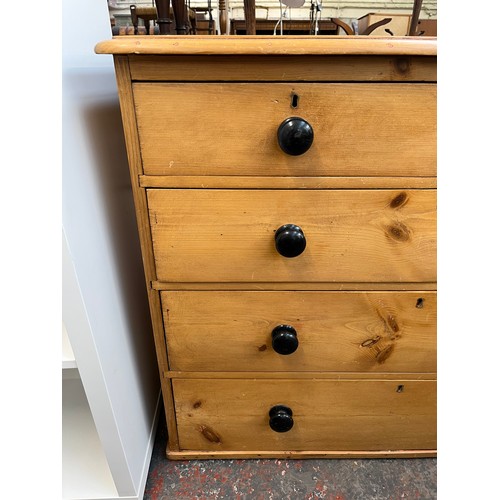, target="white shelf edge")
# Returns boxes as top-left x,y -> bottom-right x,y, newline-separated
62,359 -> 78,370
62,376 -> 119,500
62,321 -> 77,370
